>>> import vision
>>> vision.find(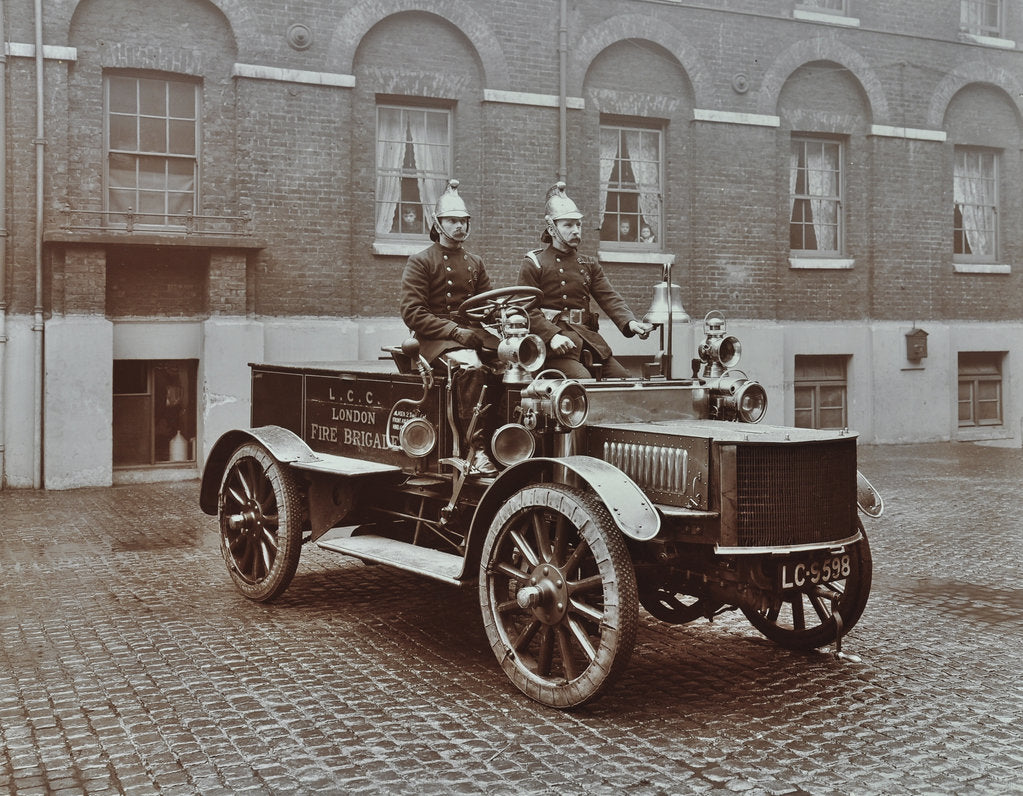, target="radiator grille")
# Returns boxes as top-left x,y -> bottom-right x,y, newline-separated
587,427 -> 709,507
734,439 -> 856,547
603,441 -> 688,495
